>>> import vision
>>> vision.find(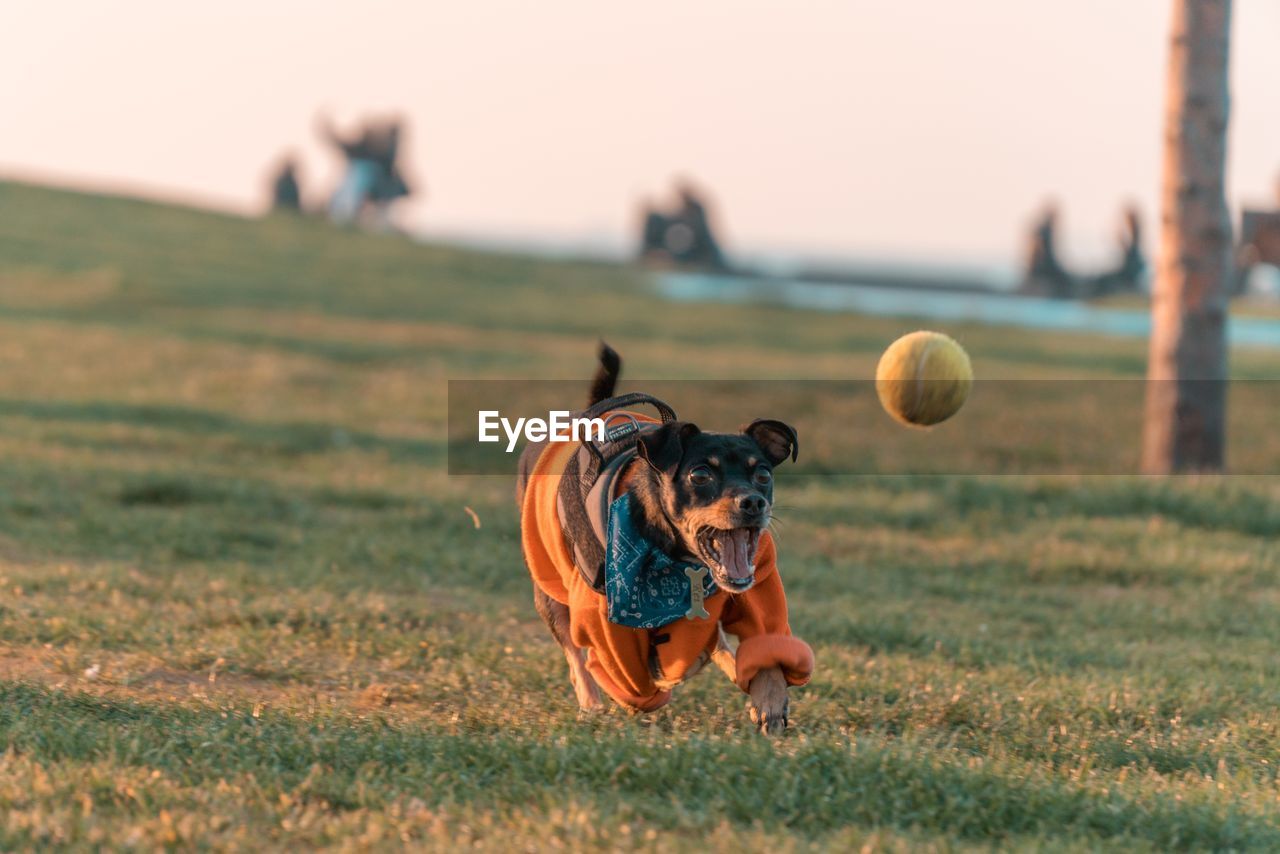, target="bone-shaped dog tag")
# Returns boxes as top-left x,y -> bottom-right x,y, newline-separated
684,566 -> 710,620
